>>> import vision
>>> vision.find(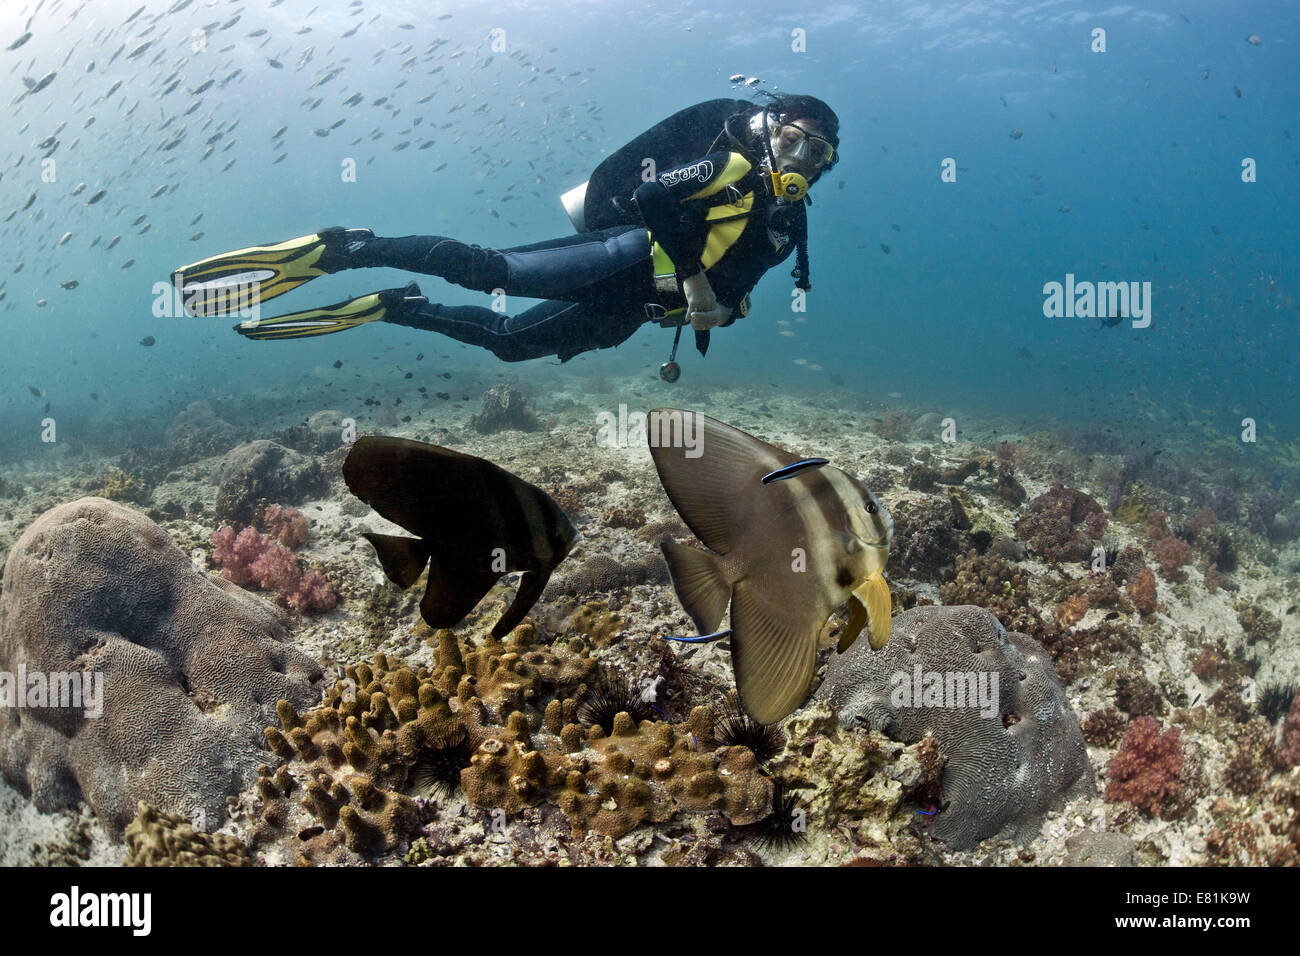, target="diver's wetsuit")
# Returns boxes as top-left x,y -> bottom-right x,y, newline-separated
349,145 -> 808,363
